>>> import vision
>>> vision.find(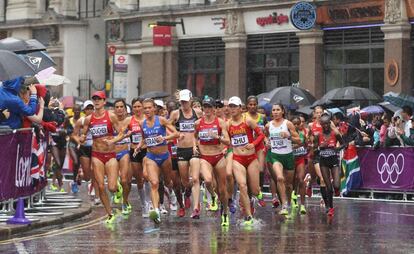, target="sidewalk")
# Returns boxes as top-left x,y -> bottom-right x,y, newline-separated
0,194 -> 92,241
